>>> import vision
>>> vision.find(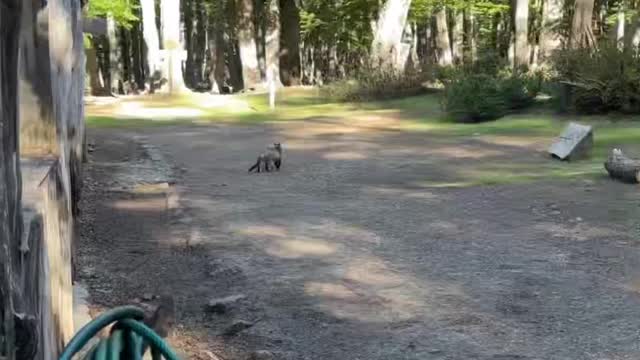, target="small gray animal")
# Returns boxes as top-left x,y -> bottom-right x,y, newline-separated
248,143 -> 282,173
